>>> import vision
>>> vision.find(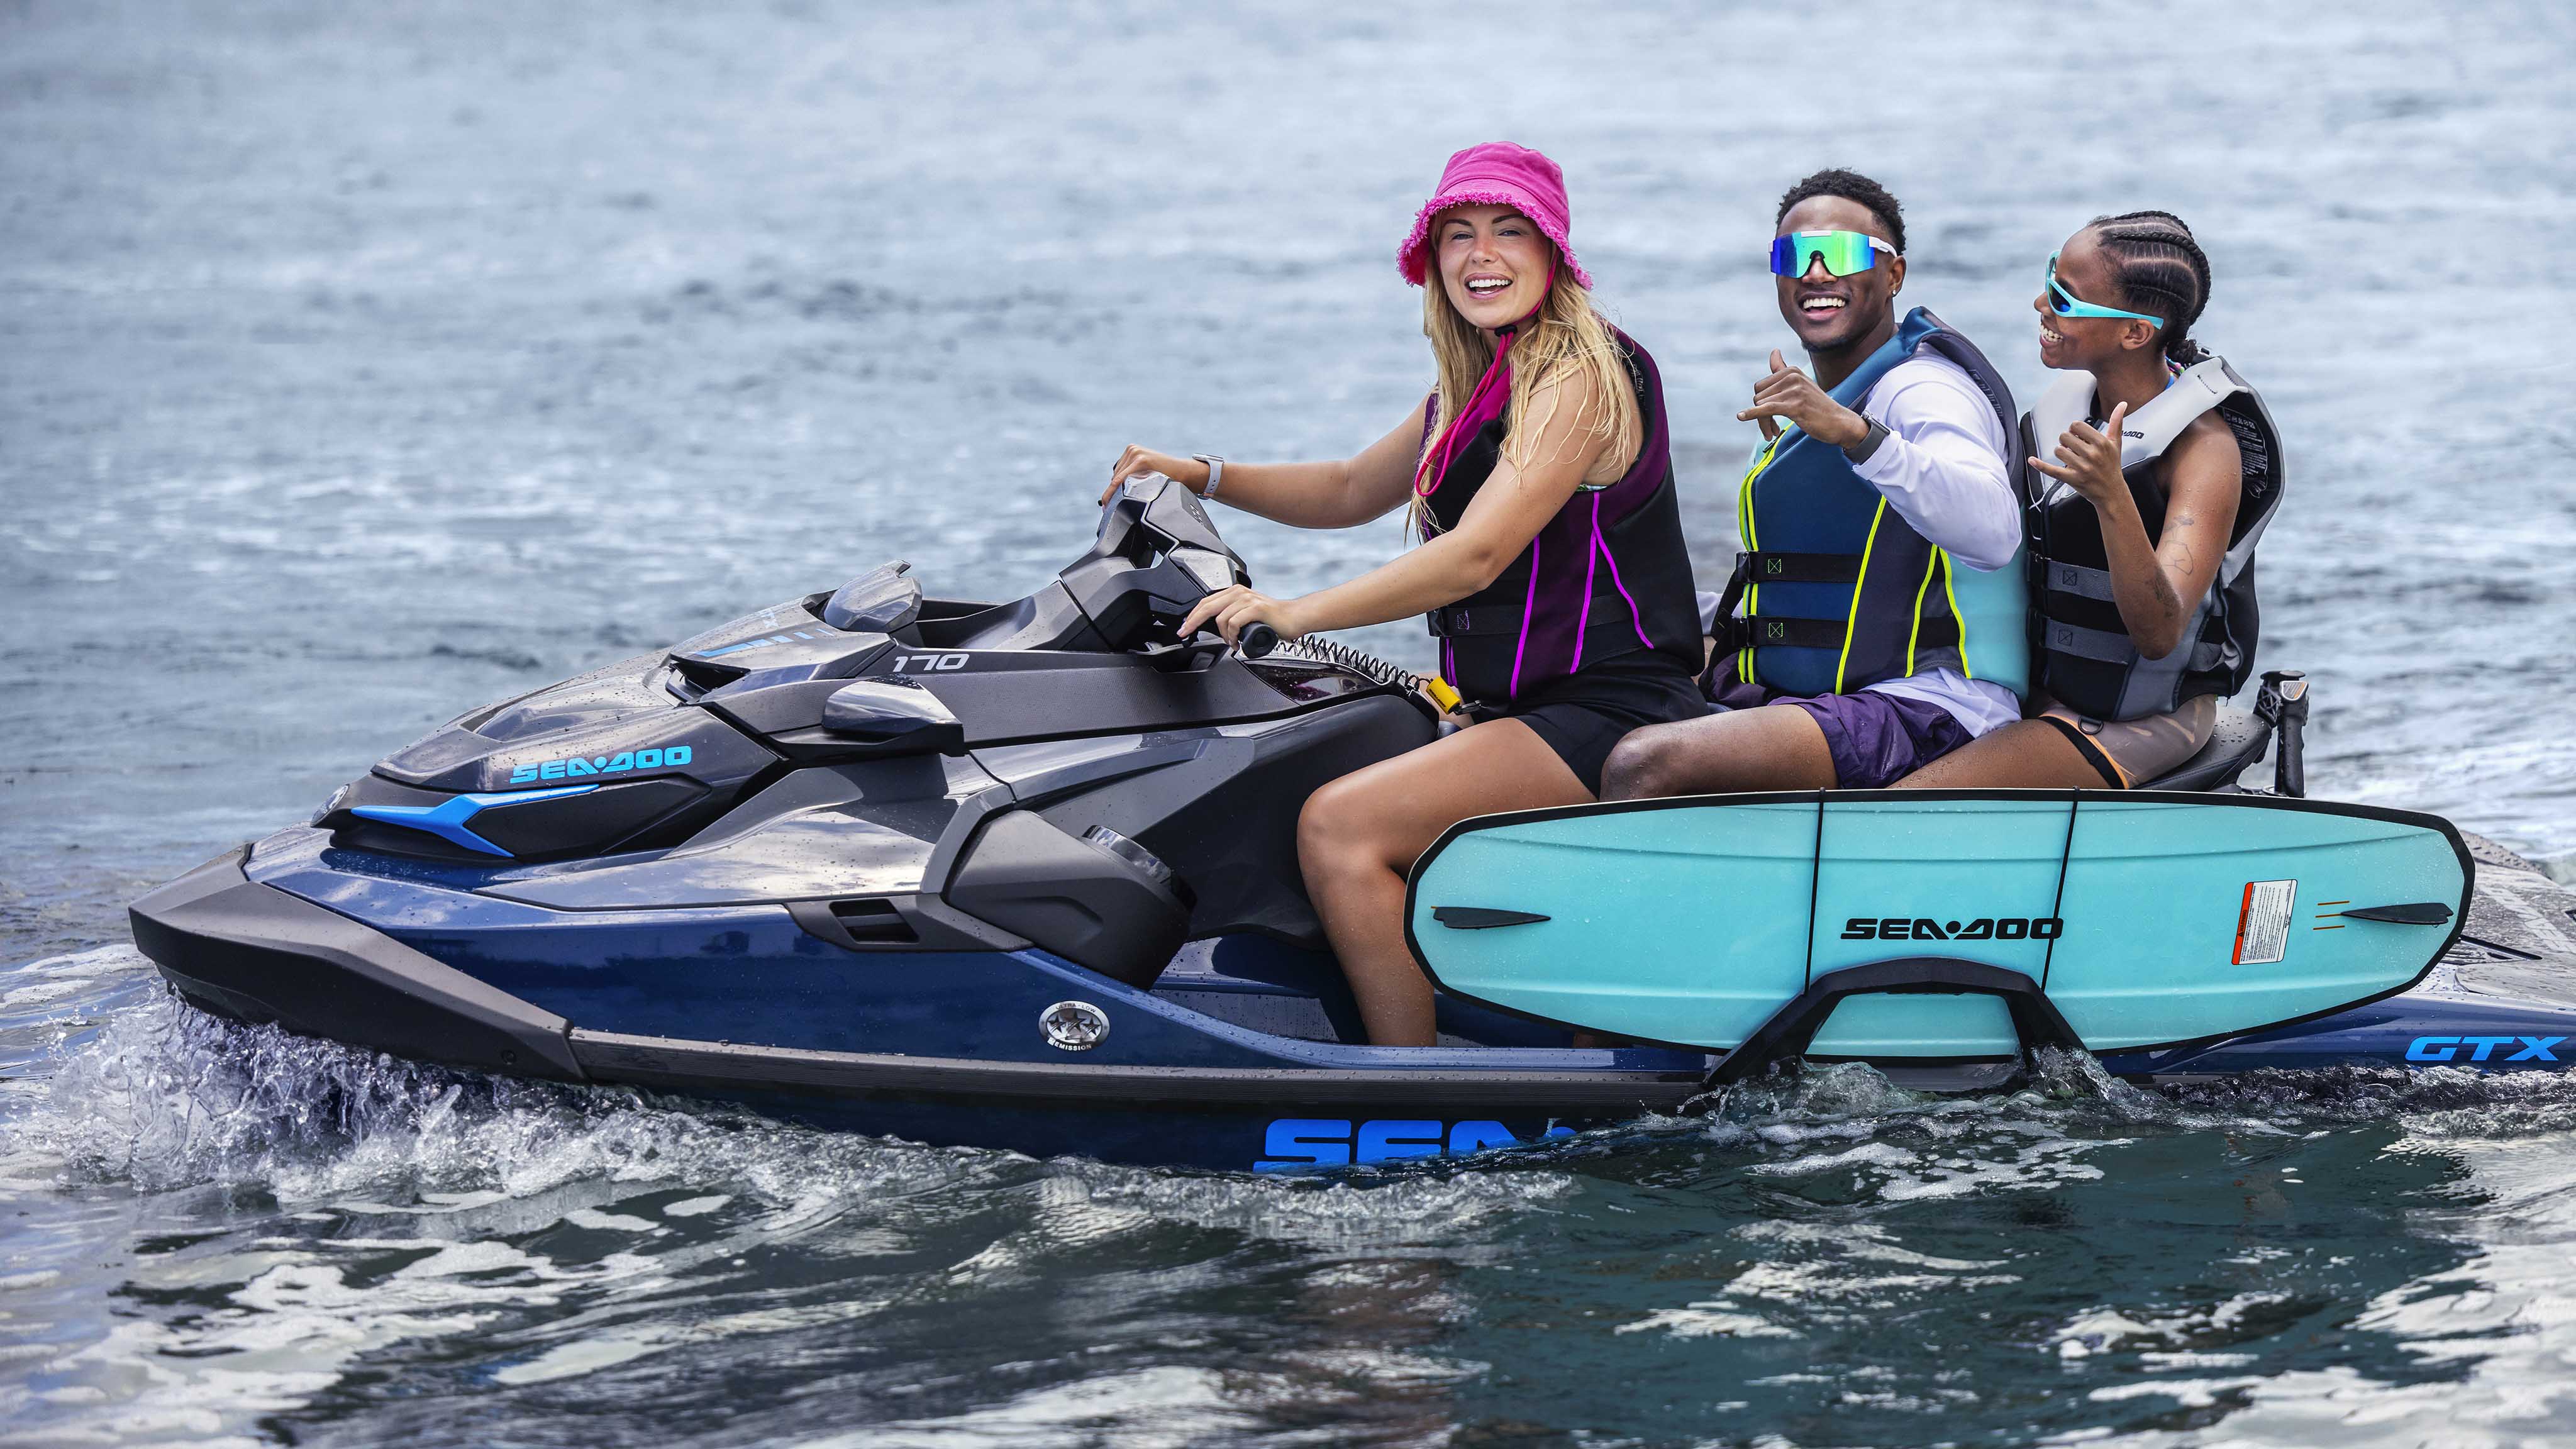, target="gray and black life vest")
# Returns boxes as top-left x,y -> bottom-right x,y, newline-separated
1711,308 -> 2029,699
2023,355 -> 2284,721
